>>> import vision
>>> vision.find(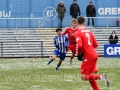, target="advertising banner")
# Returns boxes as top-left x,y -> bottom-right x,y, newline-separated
104,44 -> 120,57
